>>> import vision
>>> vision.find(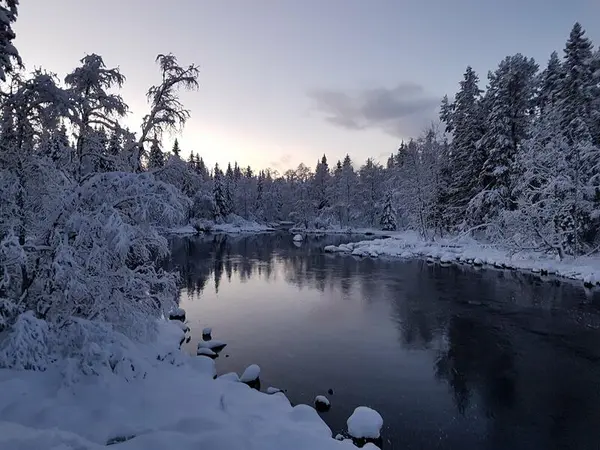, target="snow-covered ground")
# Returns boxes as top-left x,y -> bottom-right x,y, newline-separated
166,216 -> 276,236
0,321 -> 380,450
289,226 -> 394,237
324,231 -> 600,287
